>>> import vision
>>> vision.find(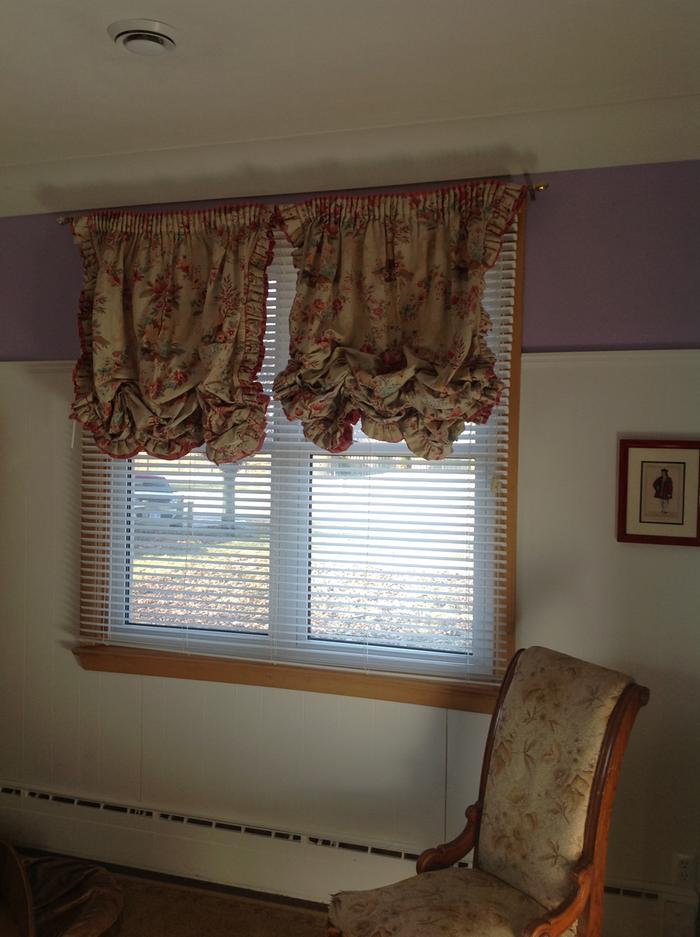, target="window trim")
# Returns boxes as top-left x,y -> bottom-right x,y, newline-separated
73,643 -> 501,713
74,207 -> 525,712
